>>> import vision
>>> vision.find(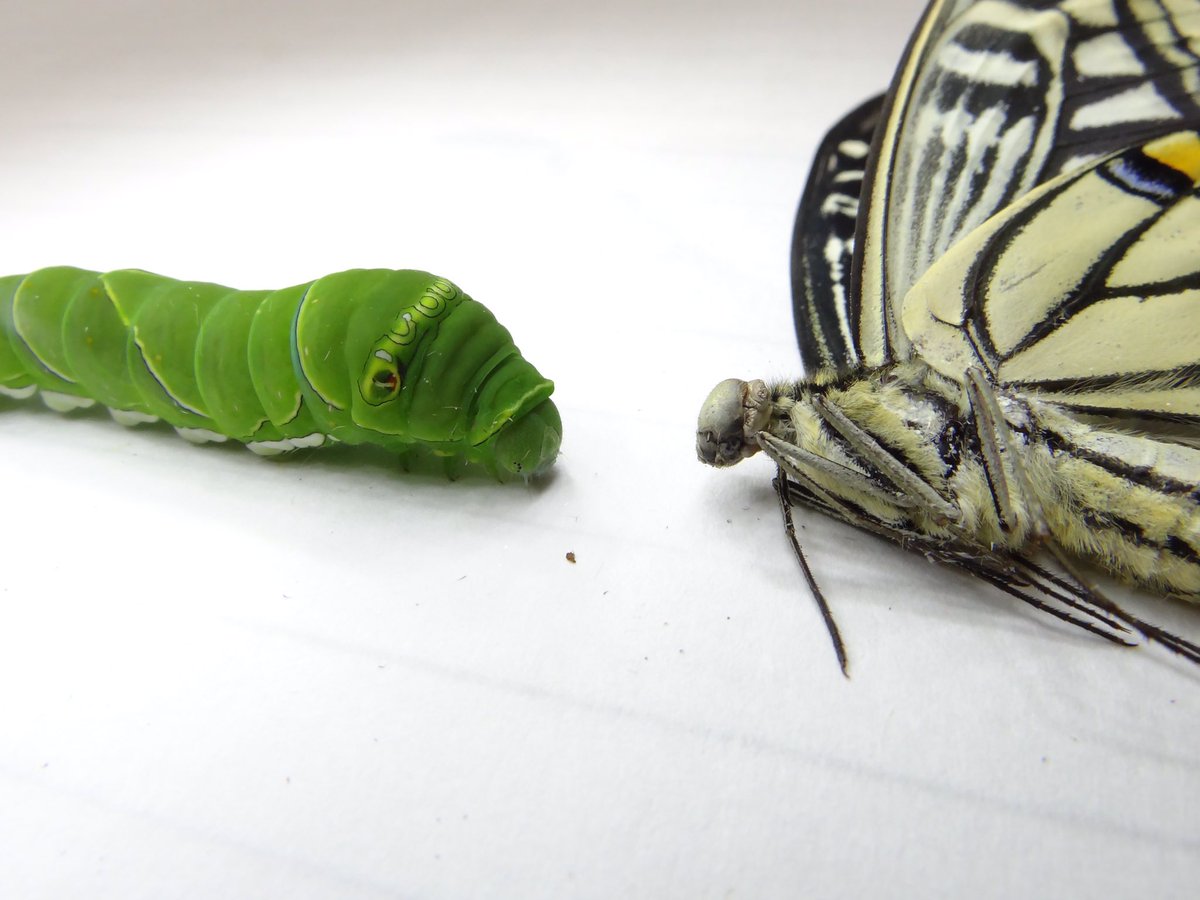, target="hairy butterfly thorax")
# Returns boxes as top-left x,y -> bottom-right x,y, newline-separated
699,365 -> 1026,553
0,267 -> 560,481
700,365 -> 1200,601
